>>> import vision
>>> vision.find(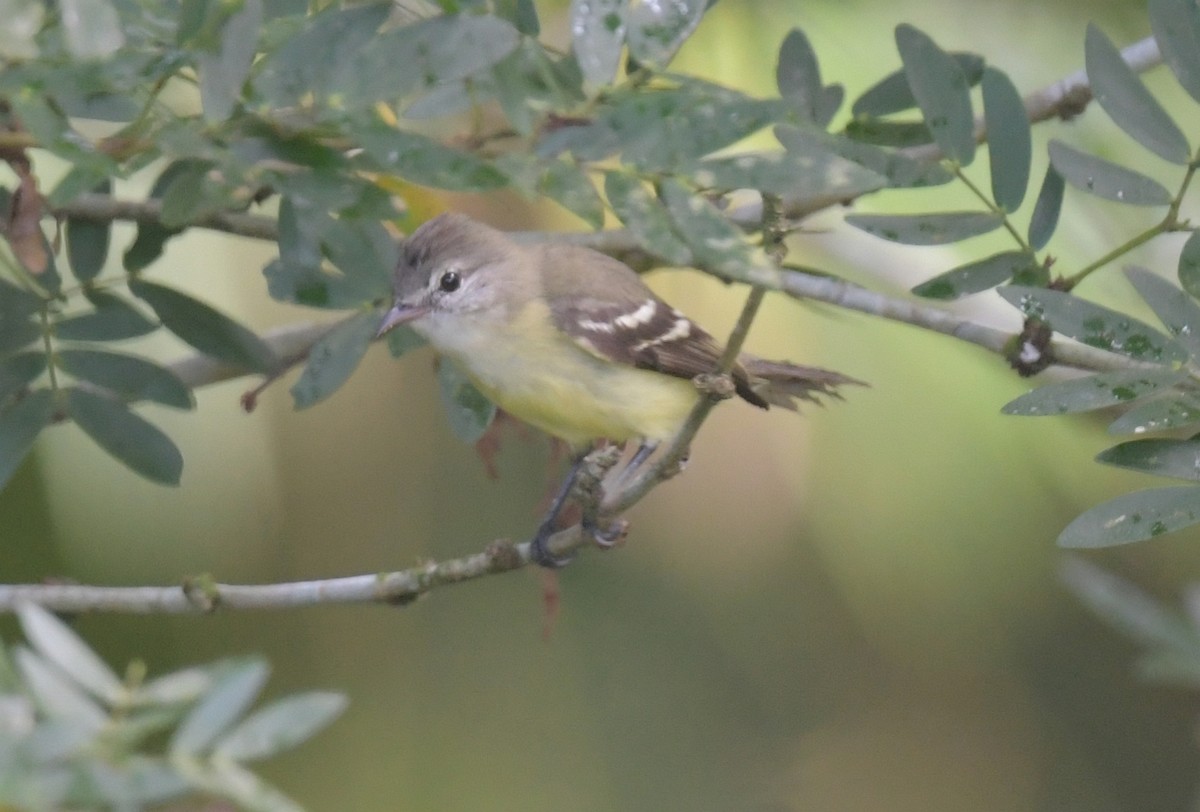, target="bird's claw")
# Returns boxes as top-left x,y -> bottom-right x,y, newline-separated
585,517 -> 629,549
